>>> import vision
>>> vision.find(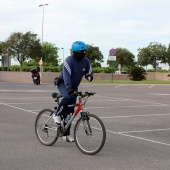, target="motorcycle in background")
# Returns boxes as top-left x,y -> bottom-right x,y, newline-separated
31,67 -> 40,85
